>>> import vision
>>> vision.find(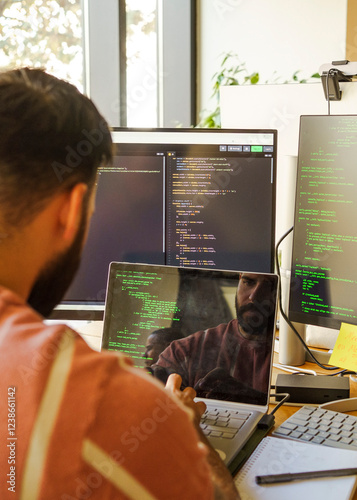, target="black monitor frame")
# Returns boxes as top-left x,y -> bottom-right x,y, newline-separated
51,127 -> 277,320
289,115 -> 357,330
